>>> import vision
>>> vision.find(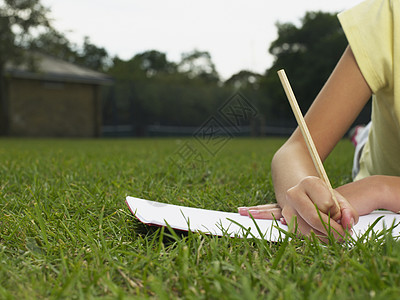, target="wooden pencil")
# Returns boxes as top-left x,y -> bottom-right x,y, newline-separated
277,69 -> 340,210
